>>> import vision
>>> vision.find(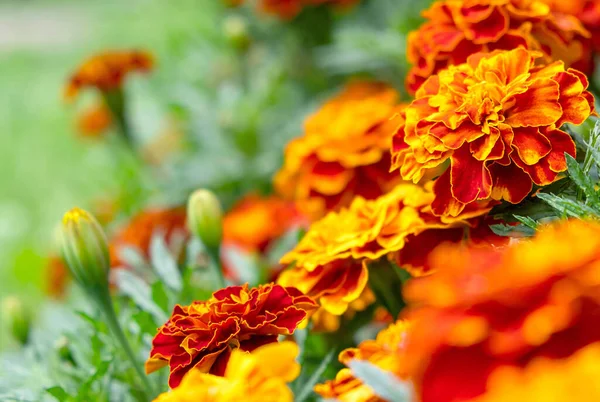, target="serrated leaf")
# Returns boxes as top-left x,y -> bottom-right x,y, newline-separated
113,270 -> 168,323
46,386 -> 70,401
565,153 -> 599,203
536,193 -> 598,218
348,359 -> 413,402
150,233 -> 183,292
489,223 -> 535,237
294,349 -> 335,402
513,215 -> 538,230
